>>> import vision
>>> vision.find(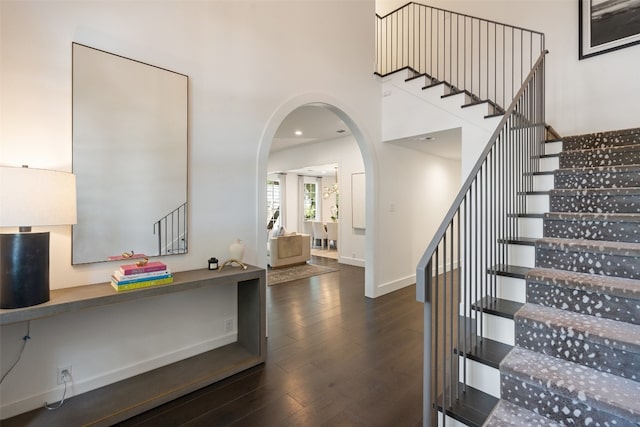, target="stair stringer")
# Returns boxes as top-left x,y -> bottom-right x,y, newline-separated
379,69 -> 502,177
